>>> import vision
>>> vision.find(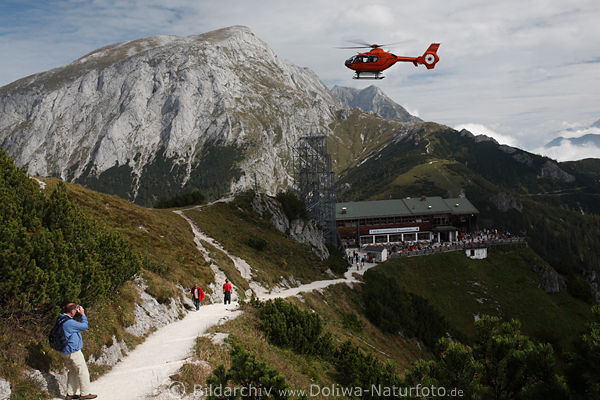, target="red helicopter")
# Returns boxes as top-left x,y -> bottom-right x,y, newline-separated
341,41 -> 440,79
